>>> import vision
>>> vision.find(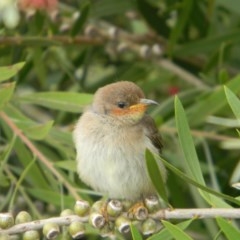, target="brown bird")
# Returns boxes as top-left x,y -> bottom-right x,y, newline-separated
73,81 -> 166,200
